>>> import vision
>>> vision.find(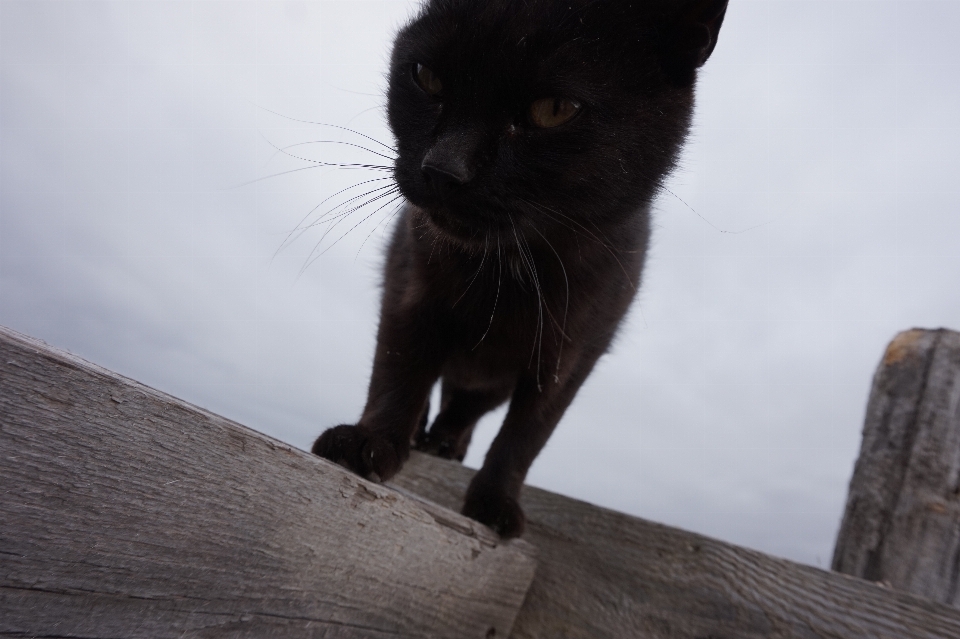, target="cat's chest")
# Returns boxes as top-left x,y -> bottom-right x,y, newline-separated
426,261 -> 567,364
438,258 -> 560,323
